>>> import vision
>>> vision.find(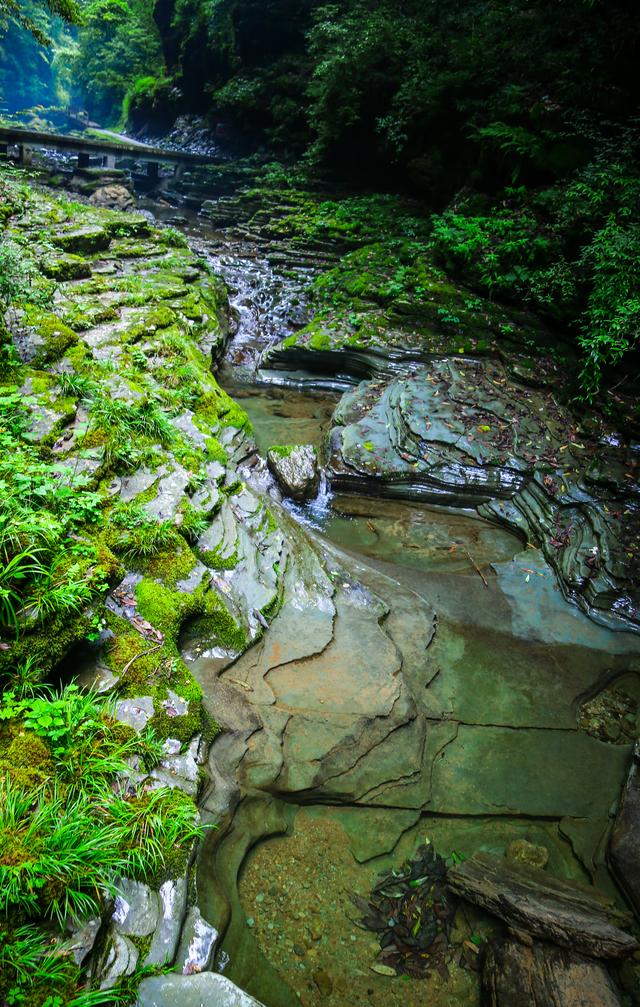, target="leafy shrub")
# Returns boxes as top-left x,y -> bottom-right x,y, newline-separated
428,207 -> 551,299
578,218 -> 640,395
